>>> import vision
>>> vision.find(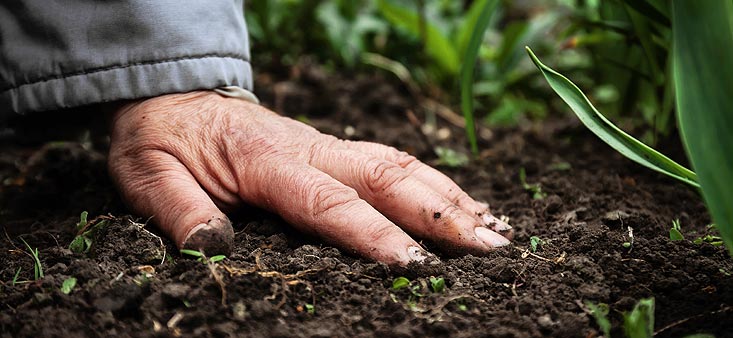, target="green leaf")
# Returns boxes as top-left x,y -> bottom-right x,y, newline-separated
60,277 -> 77,295
619,0 -> 670,27
77,211 -> 88,231
392,276 -> 410,290
529,236 -> 543,252
429,277 -> 445,293
672,1 -> 733,256
305,303 -> 315,314
376,0 -> 459,75
584,301 -> 611,338
460,0 -> 499,156
623,298 -> 655,338
69,236 -> 86,254
180,249 -> 204,258
525,47 -> 699,188
209,255 -> 226,263
669,228 -> 684,241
